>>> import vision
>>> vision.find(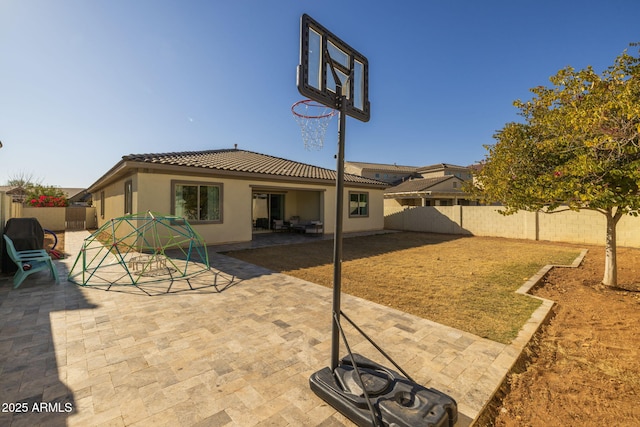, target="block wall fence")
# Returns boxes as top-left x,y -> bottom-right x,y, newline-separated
18,206 -> 97,231
384,206 -> 640,248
